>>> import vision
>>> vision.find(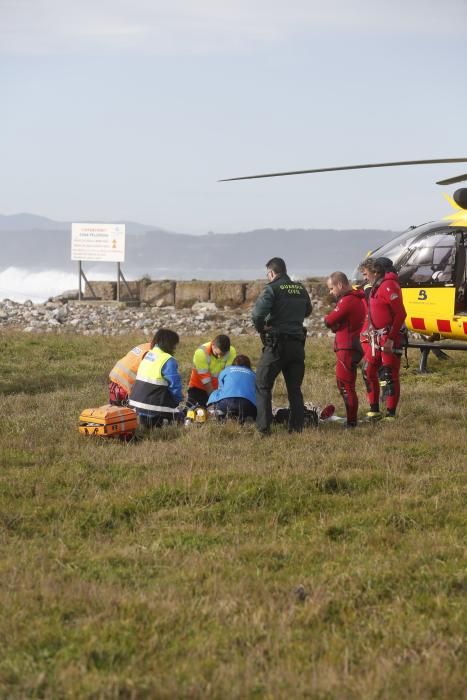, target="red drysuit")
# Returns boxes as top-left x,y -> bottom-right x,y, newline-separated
324,290 -> 366,425
361,272 -> 407,413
